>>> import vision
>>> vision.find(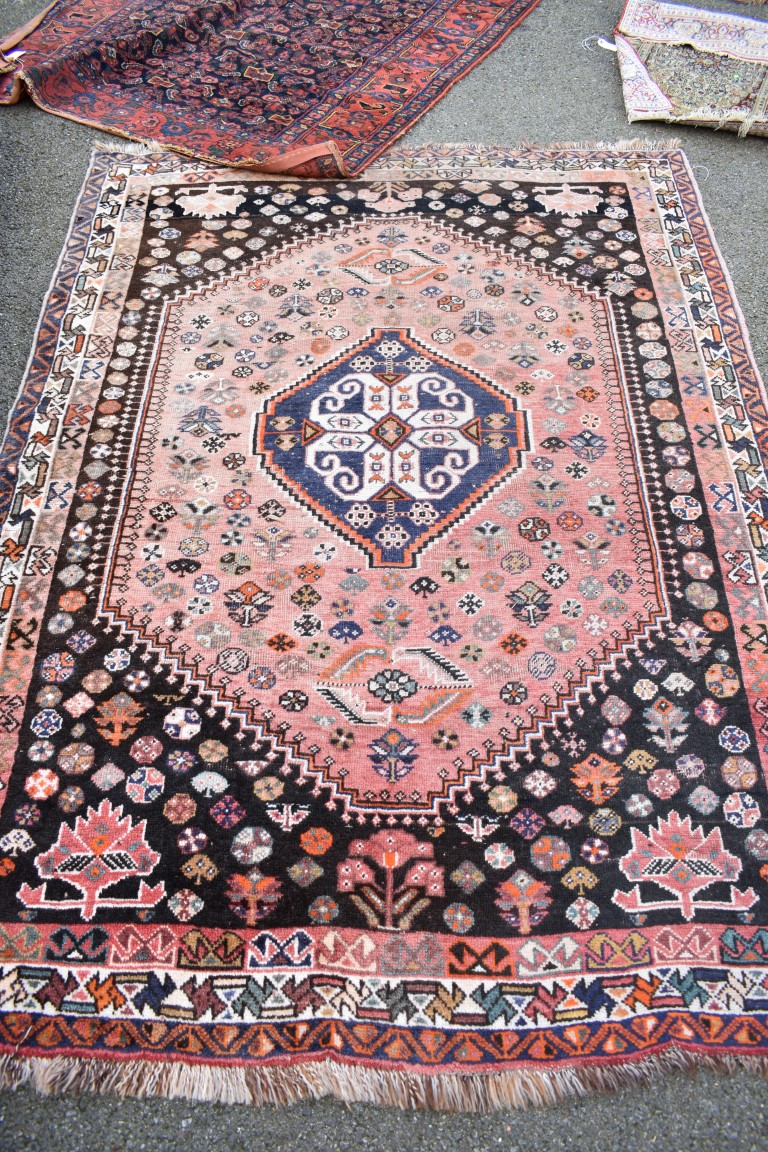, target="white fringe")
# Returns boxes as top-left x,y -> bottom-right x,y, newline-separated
514,137 -> 684,151
92,137 -> 687,171
92,139 -> 168,156
378,138 -> 684,156
1,1049 -> 767,1112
